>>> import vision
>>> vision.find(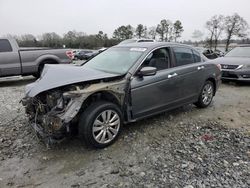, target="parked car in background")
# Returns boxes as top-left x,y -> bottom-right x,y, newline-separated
22,42 -> 221,148
81,50 -> 99,60
214,49 -> 225,57
74,48 -> 107,61
212,45 -> 250,82
74,50 -> 94,60
72,50 -> 81,60
119,38 -> 155,45
195,47 -> 219,59
0,38 -> 73,78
